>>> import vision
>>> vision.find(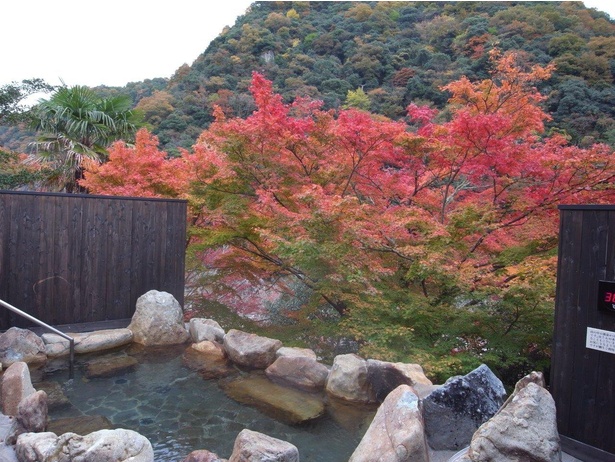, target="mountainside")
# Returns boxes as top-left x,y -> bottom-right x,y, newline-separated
2,1 -> 615,154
